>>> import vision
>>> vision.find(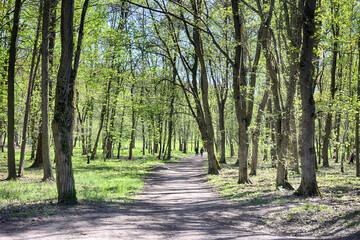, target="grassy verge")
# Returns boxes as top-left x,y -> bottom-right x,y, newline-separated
0,146 -> 187,208
206,157 -> 360,237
